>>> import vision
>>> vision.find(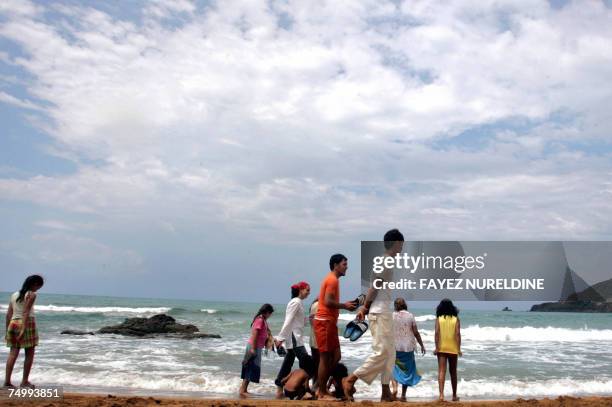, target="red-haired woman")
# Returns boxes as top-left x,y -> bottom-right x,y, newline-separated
274,281 -> 314,399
